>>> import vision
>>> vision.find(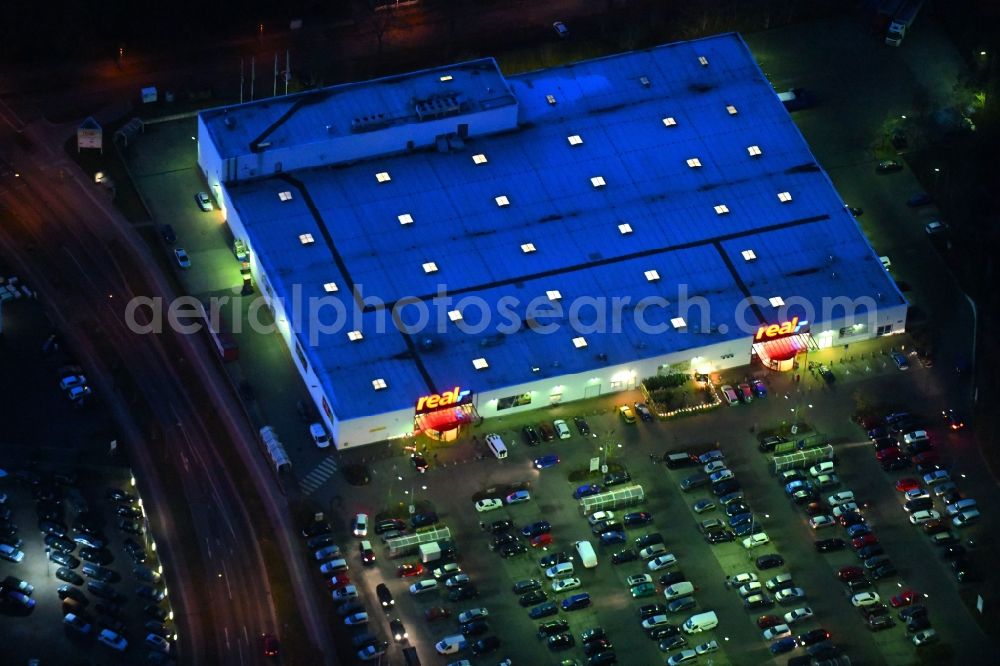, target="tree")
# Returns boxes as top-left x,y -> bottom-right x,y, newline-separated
356,0 -> 399,58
